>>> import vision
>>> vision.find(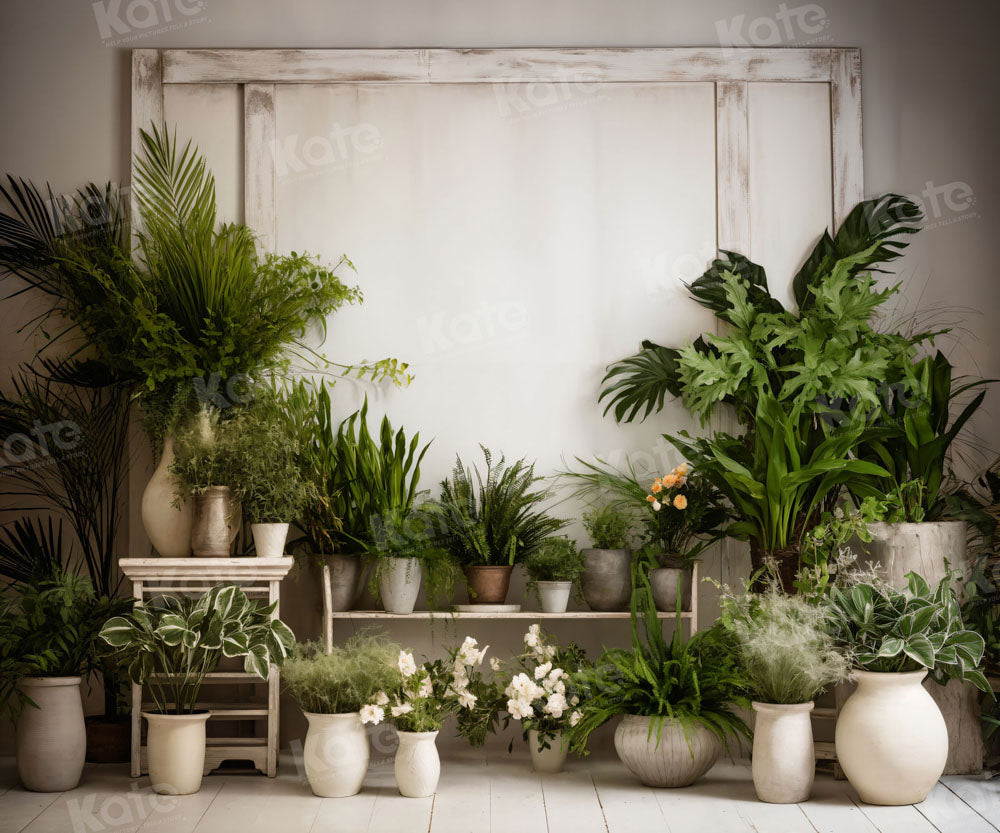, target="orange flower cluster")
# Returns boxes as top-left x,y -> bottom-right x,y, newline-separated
645,464 -> 689,512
